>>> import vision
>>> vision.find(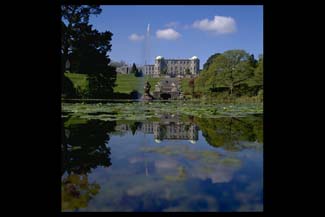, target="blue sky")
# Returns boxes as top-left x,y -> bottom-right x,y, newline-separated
89,5 -> 263,69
